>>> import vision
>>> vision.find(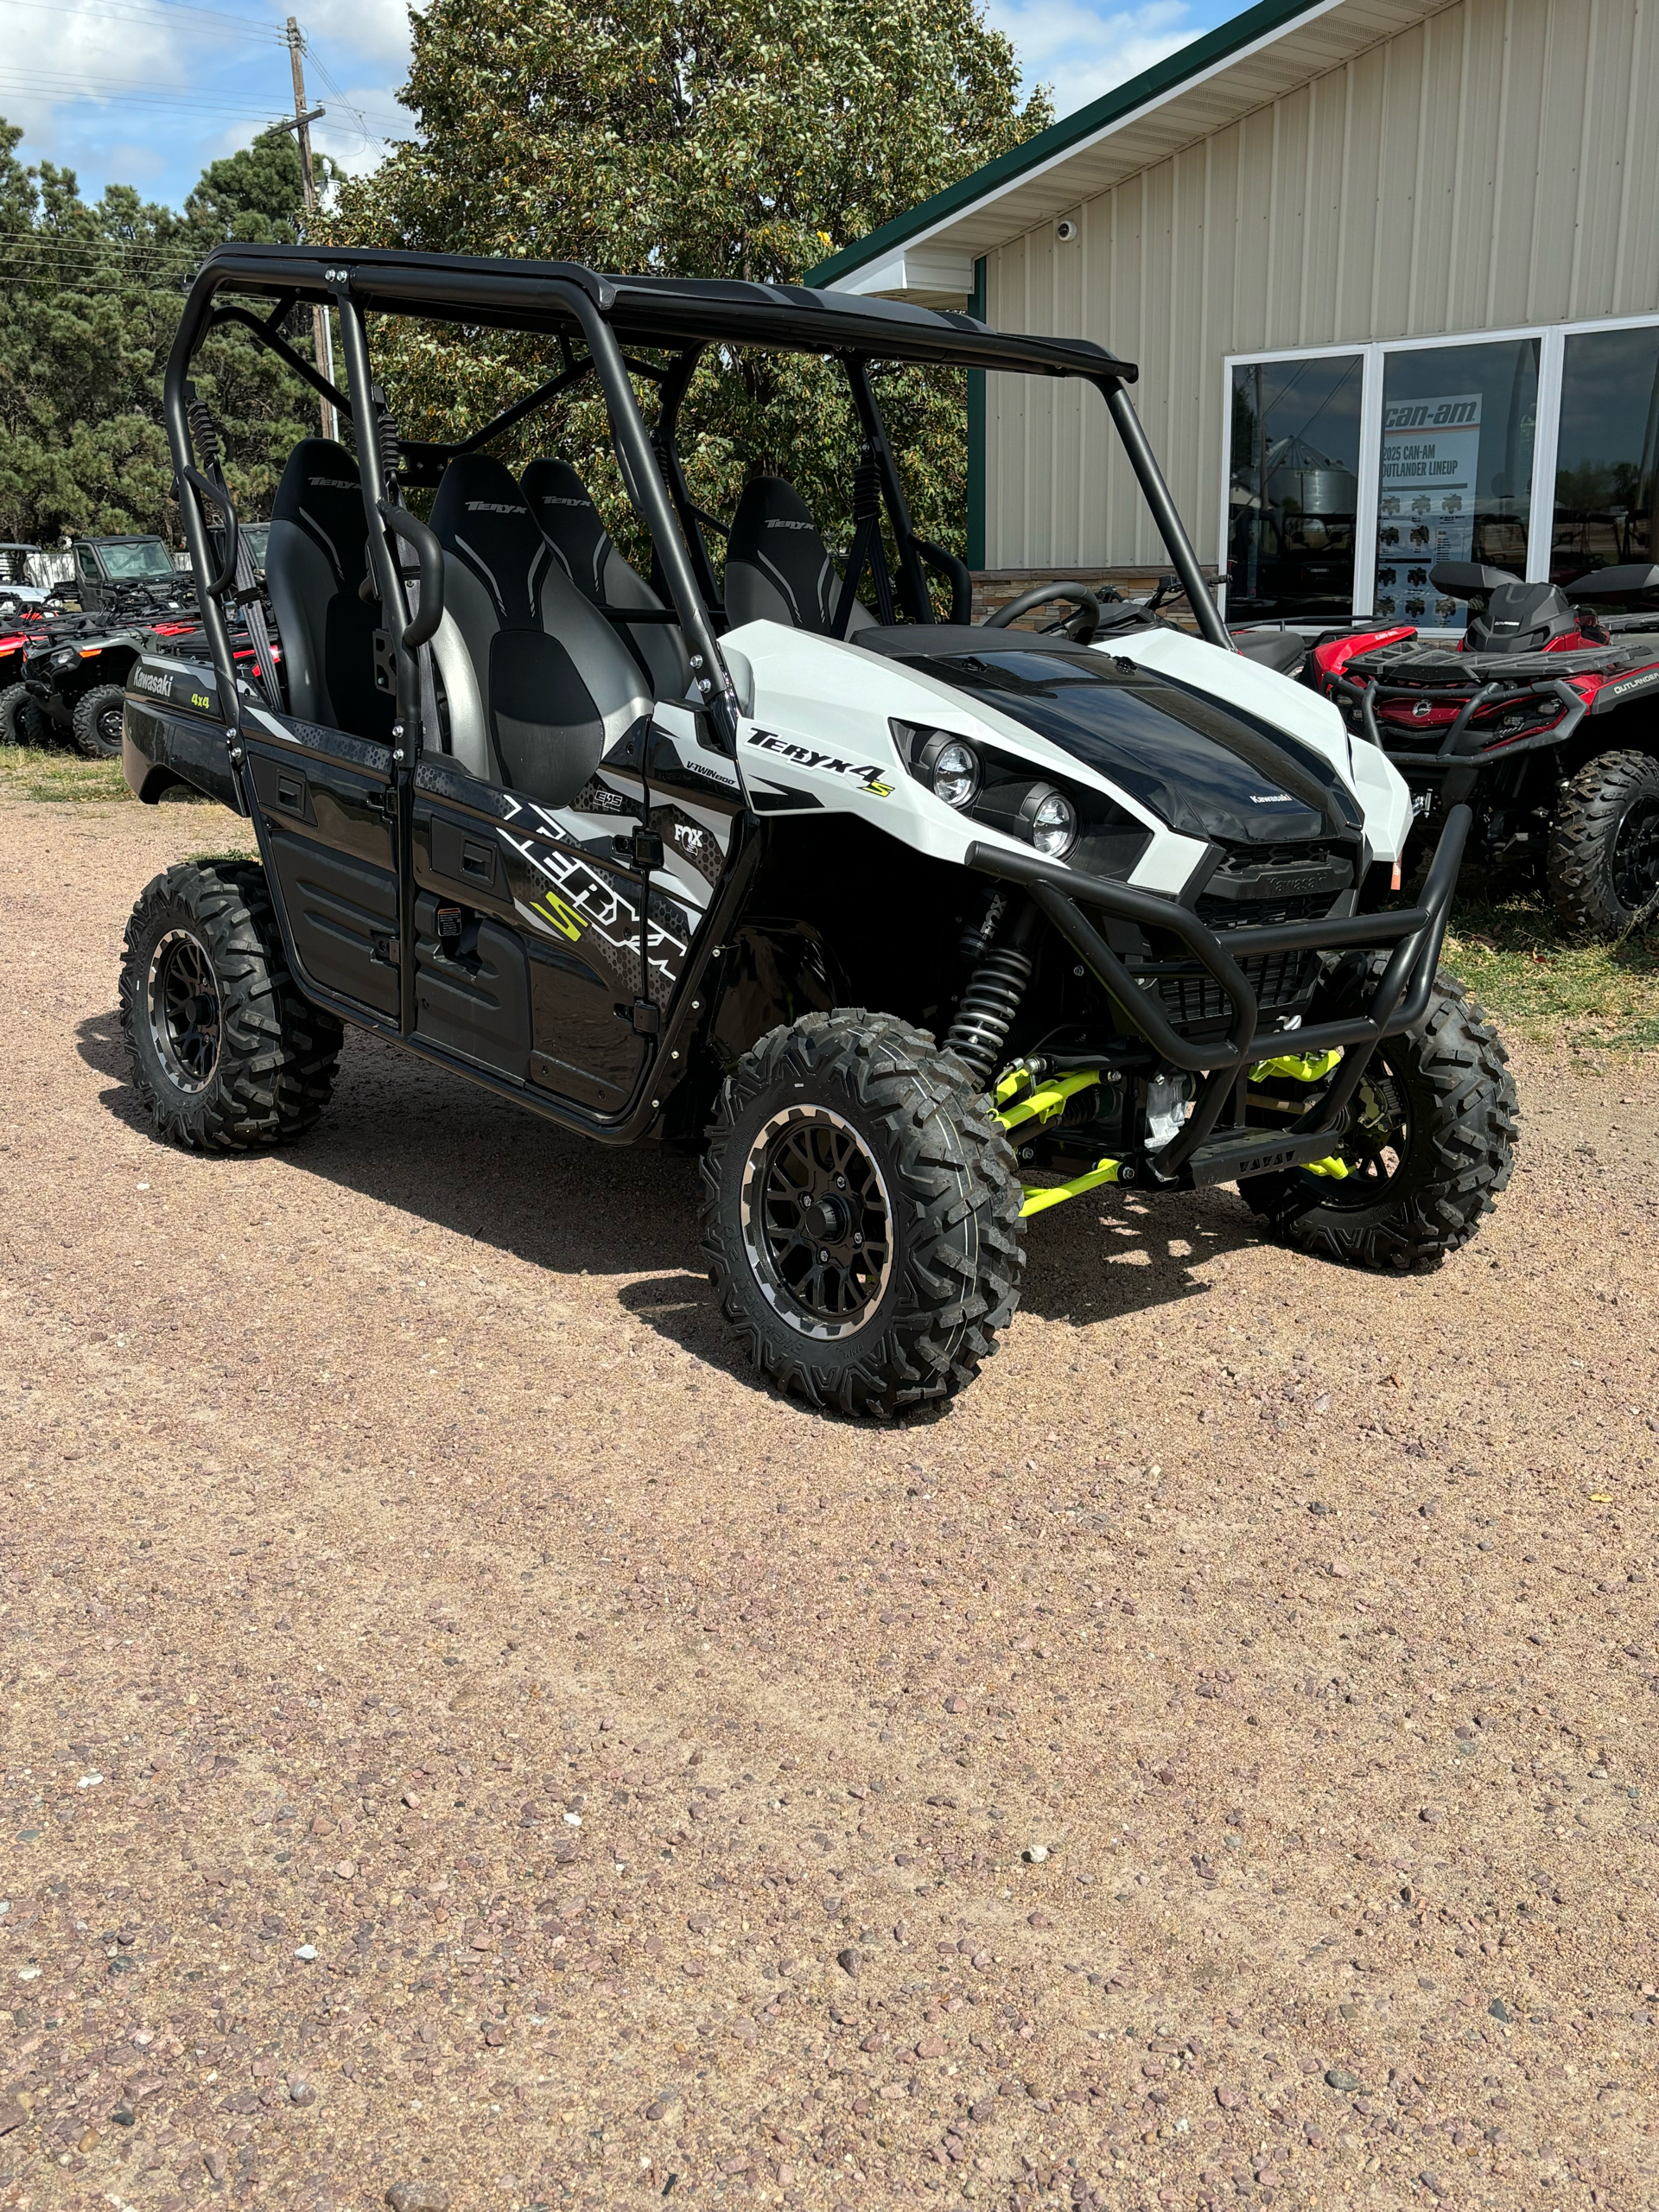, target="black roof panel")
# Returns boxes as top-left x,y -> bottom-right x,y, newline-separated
192,243 -> 1136,384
